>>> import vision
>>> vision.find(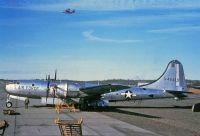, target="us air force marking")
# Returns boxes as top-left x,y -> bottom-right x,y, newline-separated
125,90 -> 133,99
121,90 -> 136,100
